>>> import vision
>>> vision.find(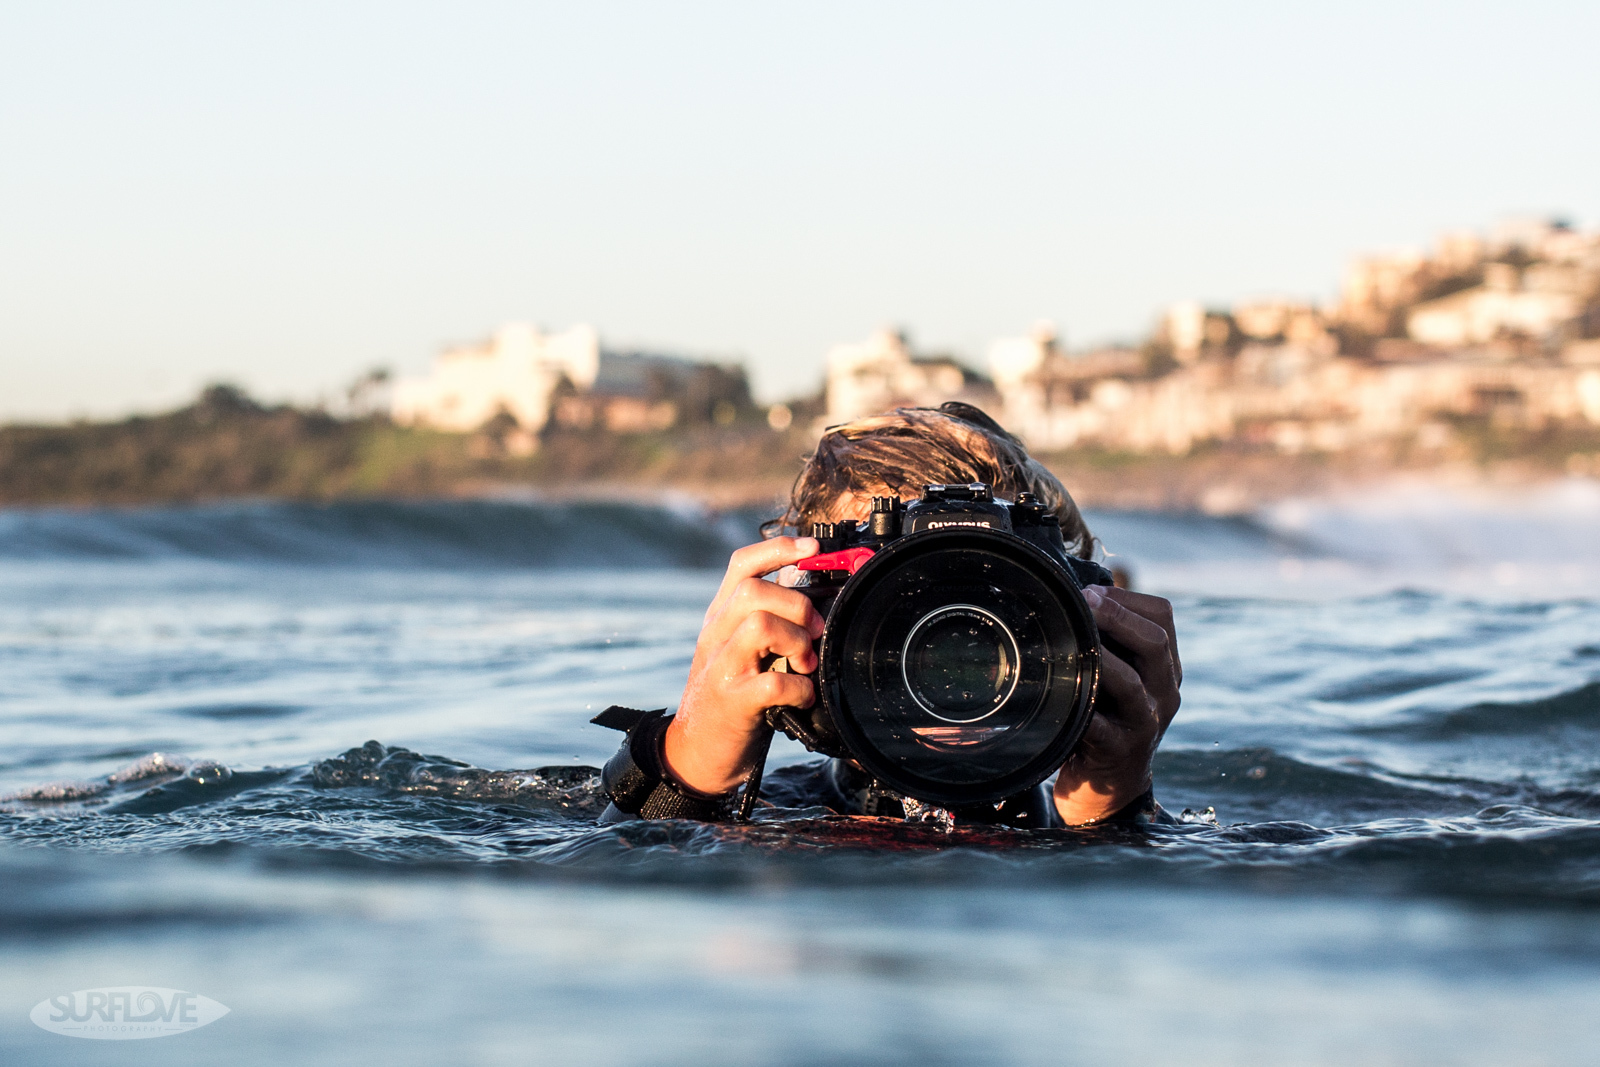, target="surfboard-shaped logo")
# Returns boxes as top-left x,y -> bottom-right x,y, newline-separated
30,987 -> 229,1040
